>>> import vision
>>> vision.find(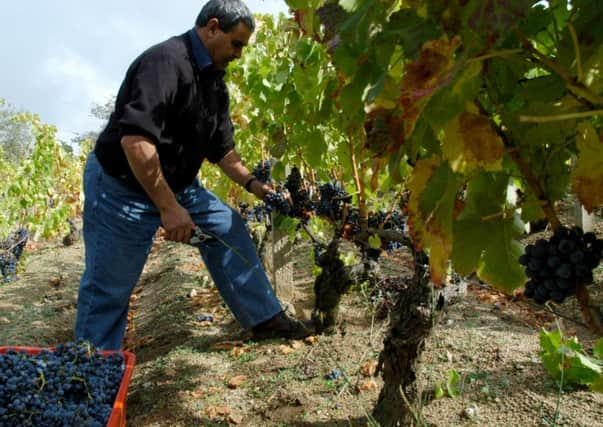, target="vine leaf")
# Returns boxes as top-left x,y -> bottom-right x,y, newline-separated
399,35 -> 462,138
407,157 -> 457,284
571,122 -> 603,213
442,109 -> 504,173
476,215 -> 526,293
451,171 -> 510,277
